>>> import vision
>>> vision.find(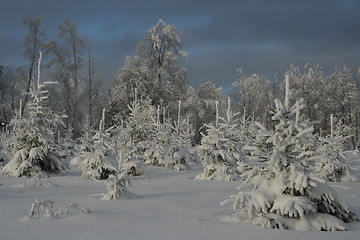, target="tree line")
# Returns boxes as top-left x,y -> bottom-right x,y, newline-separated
1,17 -> 360,148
